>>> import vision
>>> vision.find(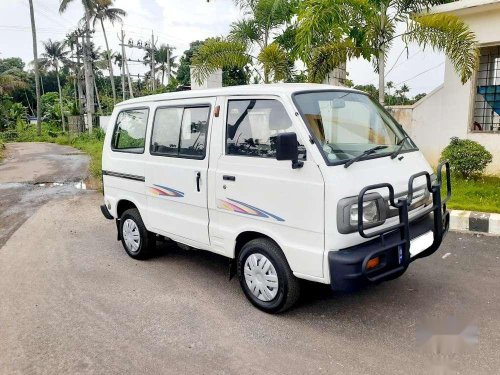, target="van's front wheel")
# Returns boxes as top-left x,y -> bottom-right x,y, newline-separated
120,208 -> 155,260
237,238 -> 300,313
